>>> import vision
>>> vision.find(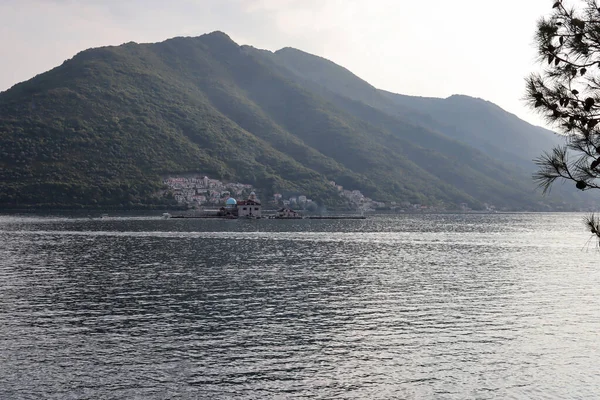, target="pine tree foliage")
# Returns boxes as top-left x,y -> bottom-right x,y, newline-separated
527,0 -> 600,194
